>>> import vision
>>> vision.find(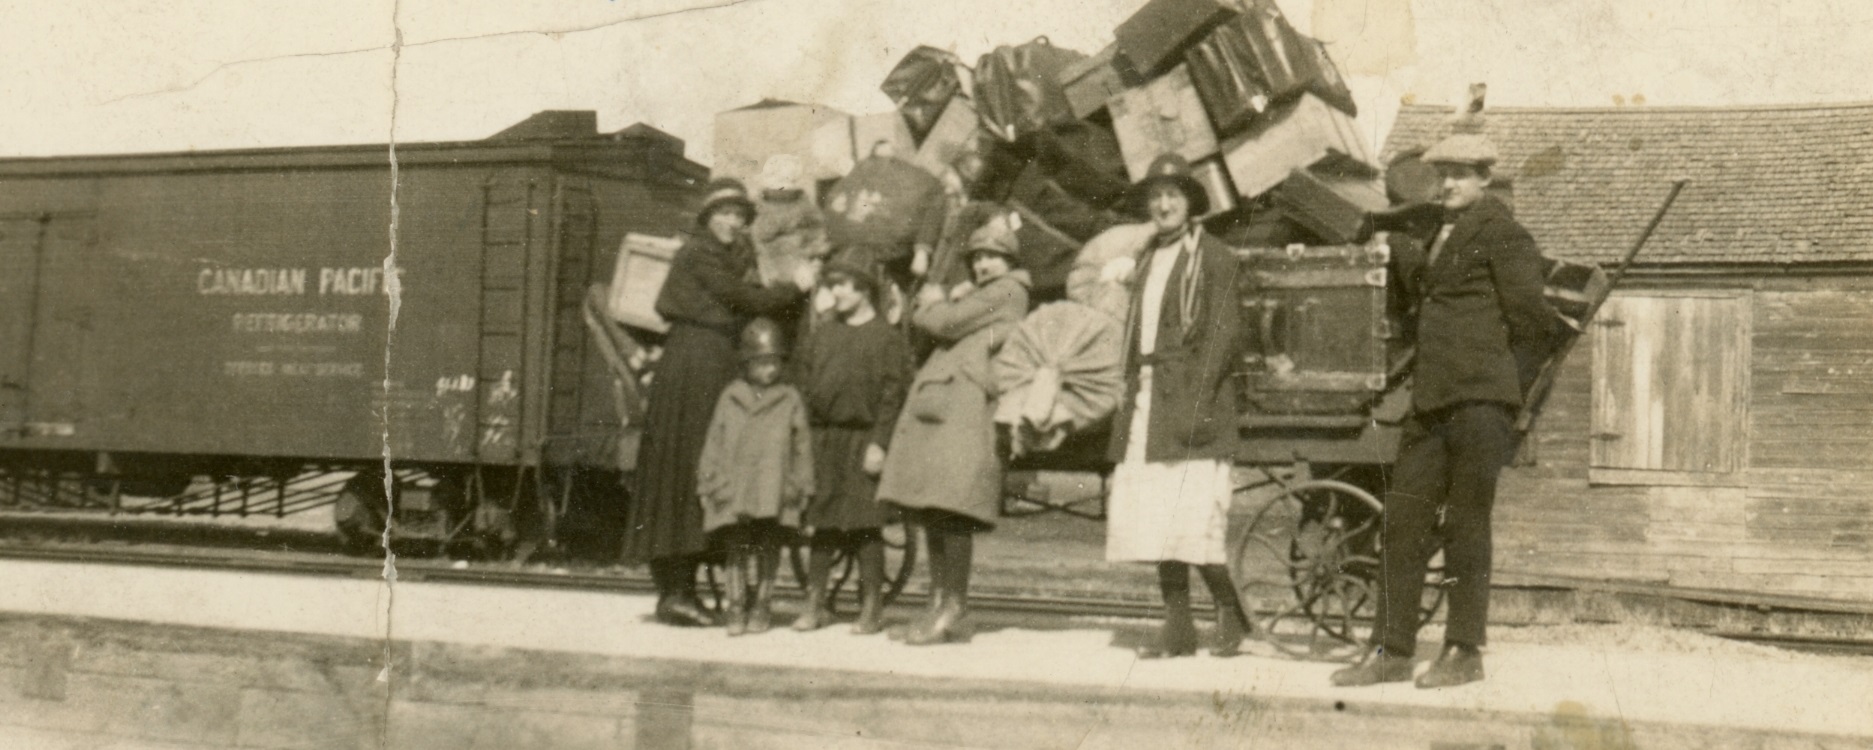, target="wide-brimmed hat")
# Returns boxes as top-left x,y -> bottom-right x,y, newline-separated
697,177 -> 757,226
1421,134 -> 1499,169
965,213 -> 1022,265
821,246 -> 885,299
1128,153 -> 1210,218
738,317 -> 787,361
